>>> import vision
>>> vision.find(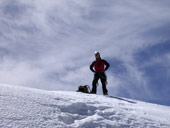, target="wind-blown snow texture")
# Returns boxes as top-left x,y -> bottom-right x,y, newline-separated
0,84 -> 170,128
